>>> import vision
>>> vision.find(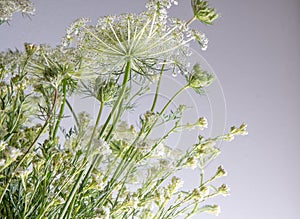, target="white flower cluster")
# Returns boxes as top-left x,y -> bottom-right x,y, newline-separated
193,30 -> 209,51
146,0 -> 178,24
0,0 -> 35,23
63,4 -> 194,78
